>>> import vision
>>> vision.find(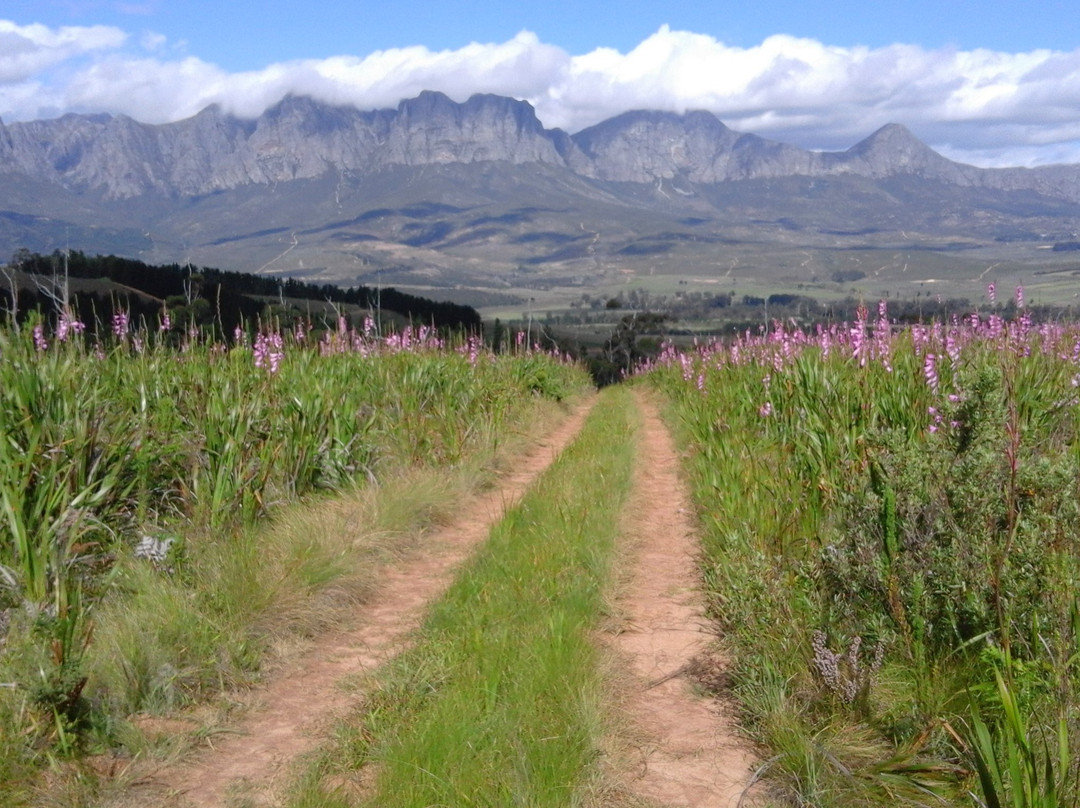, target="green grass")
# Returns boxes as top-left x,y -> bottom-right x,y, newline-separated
289,387 -> 638,808
0,319 -> 592,804
83,432 -> 569,722
648,313 -> 1080,806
